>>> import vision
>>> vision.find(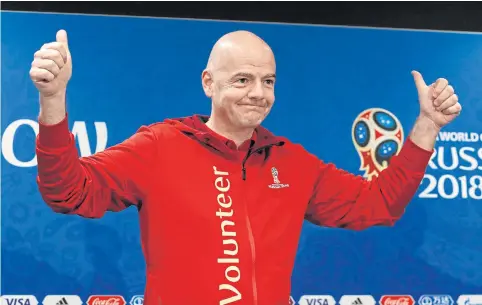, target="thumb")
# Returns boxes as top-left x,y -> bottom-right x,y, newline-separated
411,70 -> 427,93
56,29 -> 69,50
